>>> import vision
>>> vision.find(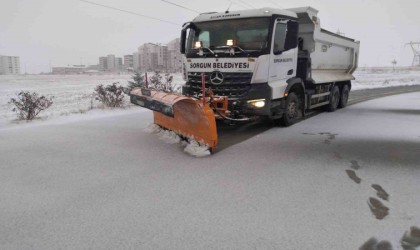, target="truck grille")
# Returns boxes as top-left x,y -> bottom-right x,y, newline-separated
187,72 -> 253,98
